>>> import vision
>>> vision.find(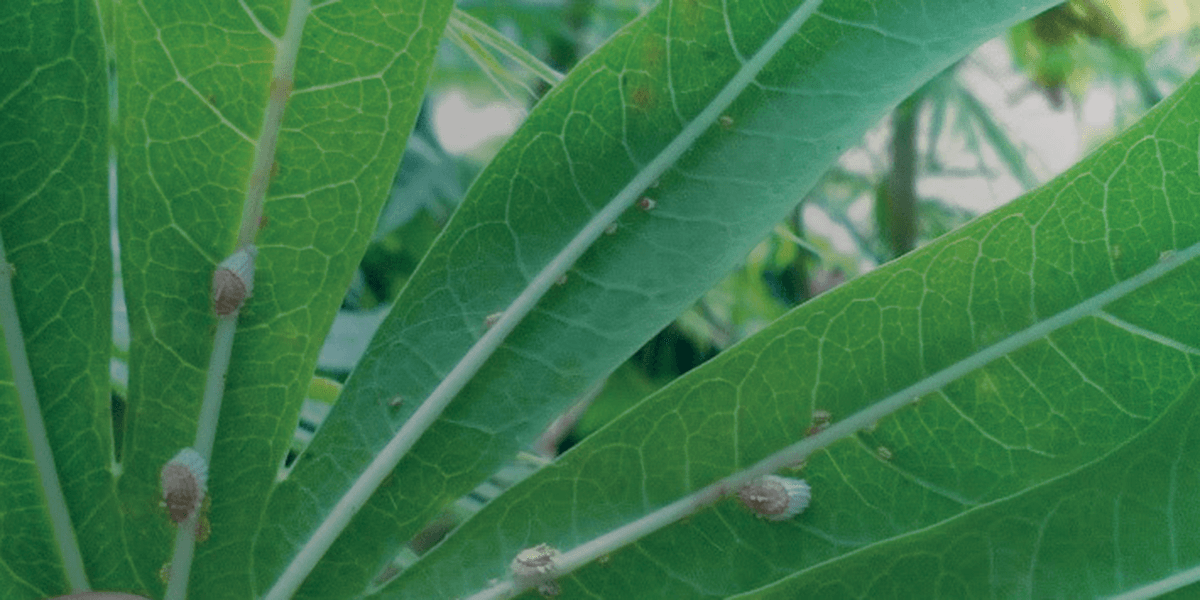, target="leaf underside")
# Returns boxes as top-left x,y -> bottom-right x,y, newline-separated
389,67 -> 1200,599
259,0 -> 1061,597
0,0 -> 130,596
114,0 -> 451,597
